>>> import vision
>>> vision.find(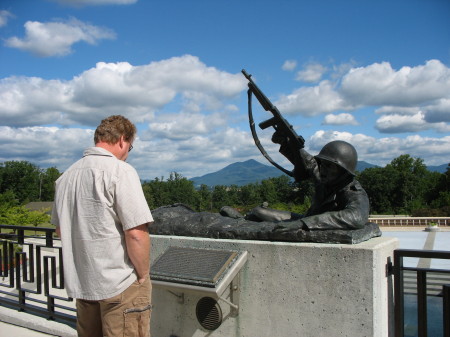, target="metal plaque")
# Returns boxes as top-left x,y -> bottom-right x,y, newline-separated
151,247 -> 238,288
